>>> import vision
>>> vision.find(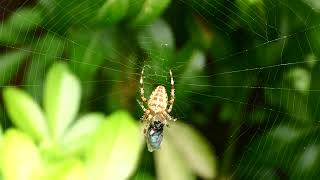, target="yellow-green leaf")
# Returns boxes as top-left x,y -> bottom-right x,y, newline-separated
40,159 -> 86,180
154,136 -> 195,180
3,88 -> 48,141
44,63 -> 81,141
1,129 -> 44,180
61,113 -> 104,155
166,122 -> 218,179
86,110 -> 143,180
